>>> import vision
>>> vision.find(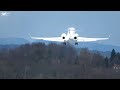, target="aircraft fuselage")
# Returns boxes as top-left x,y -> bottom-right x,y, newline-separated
62,27 -> 78,45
